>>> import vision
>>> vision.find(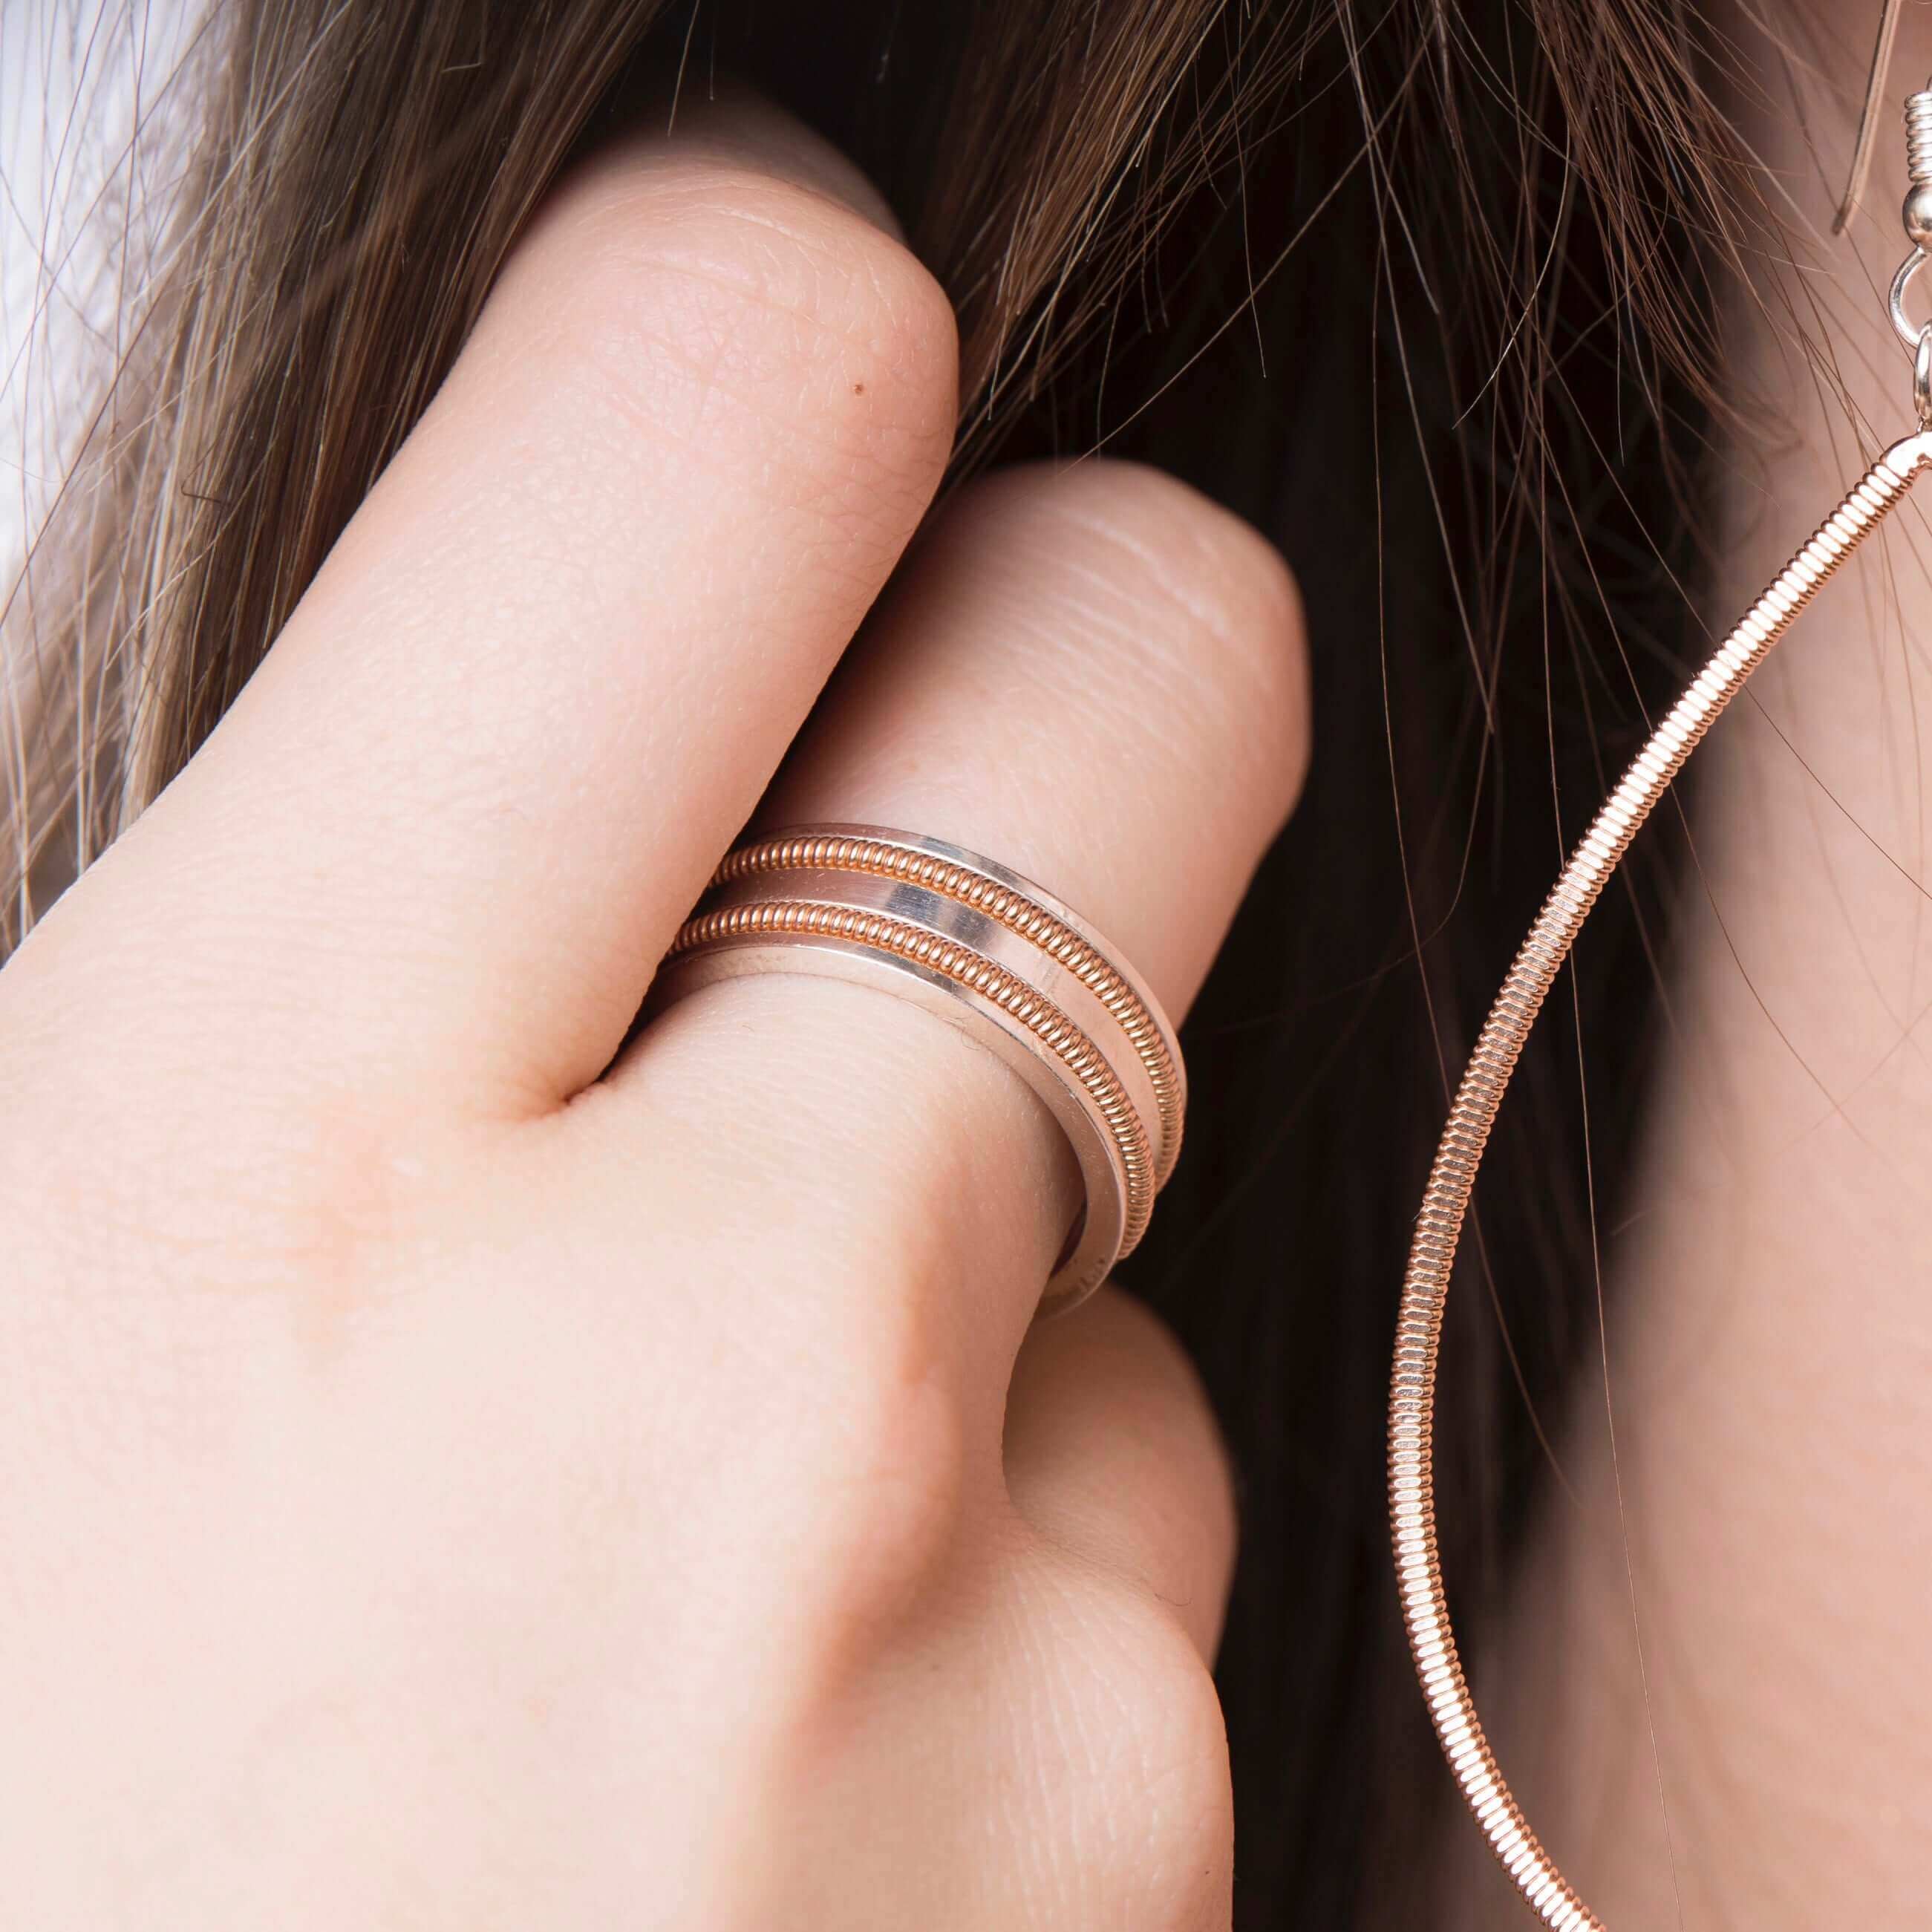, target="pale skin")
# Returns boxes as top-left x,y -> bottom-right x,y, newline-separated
0,96 -> 1311,1928
11,24 -> 1926,1932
